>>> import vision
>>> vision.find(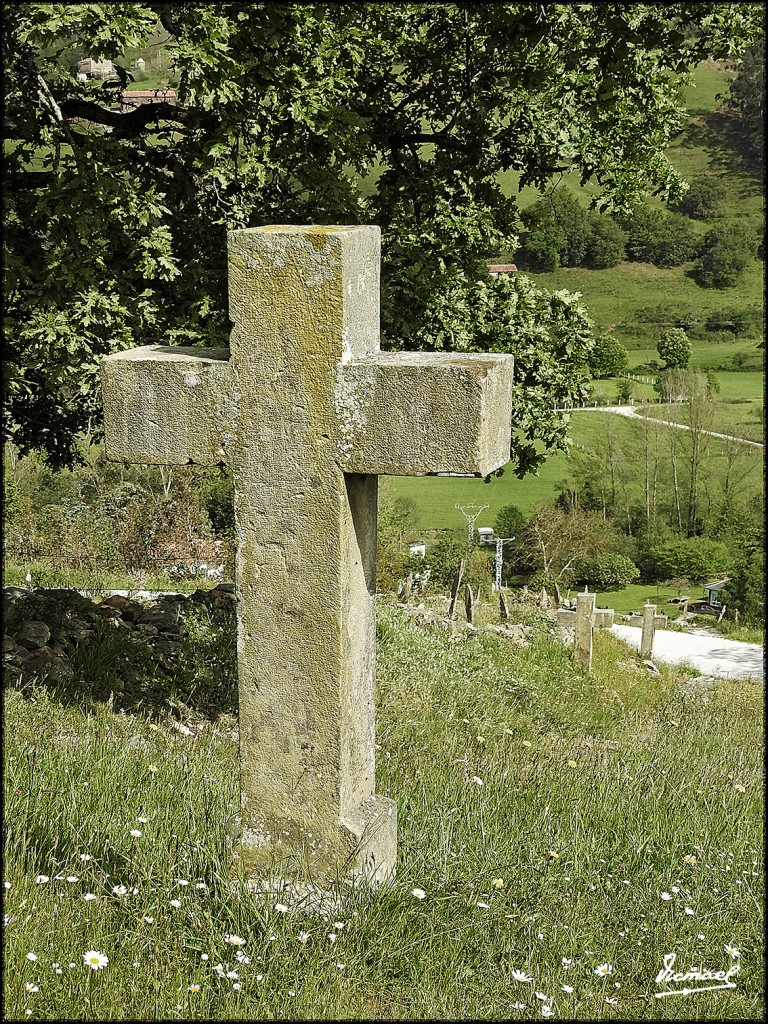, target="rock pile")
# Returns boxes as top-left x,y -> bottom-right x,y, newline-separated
3,584 -> 236,685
